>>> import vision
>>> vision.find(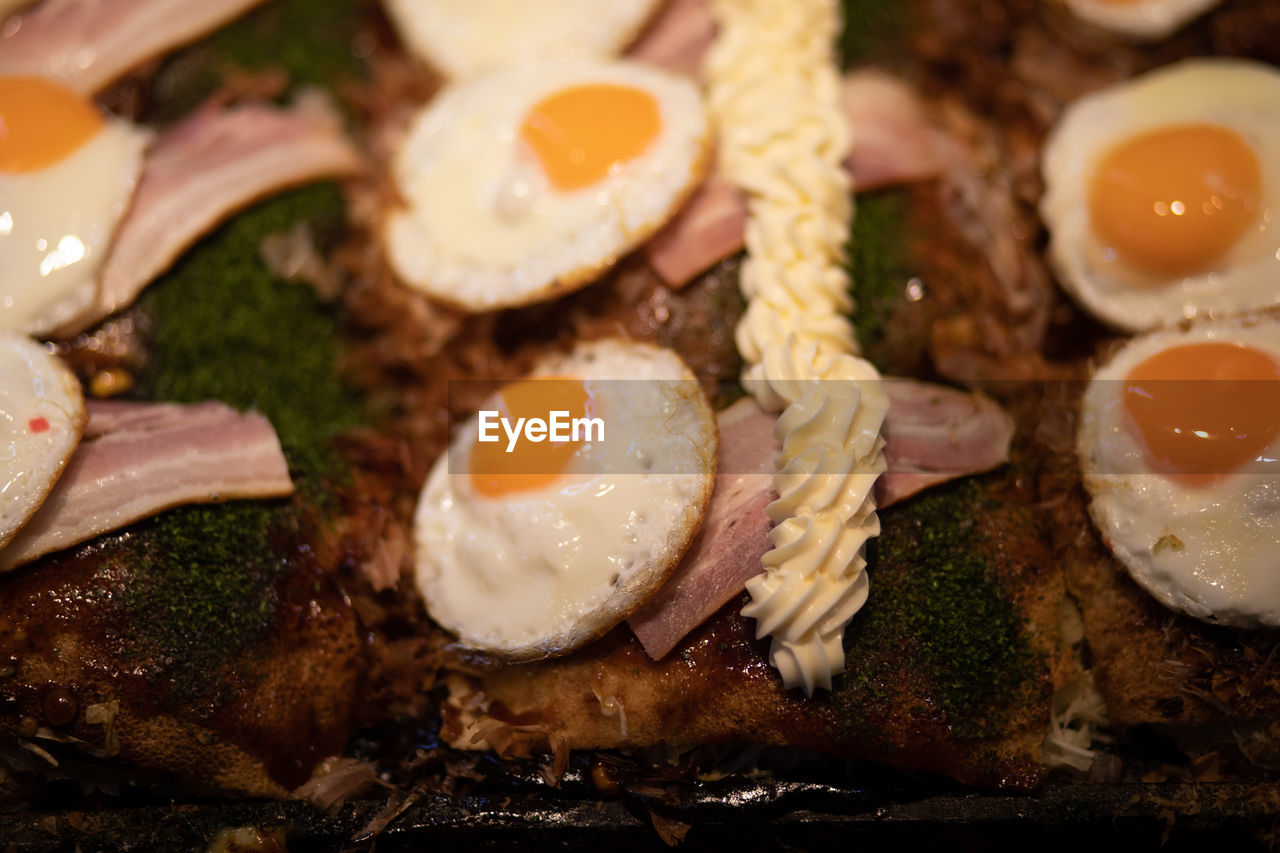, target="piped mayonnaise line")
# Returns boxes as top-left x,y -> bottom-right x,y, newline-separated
704,0 -> 888,695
